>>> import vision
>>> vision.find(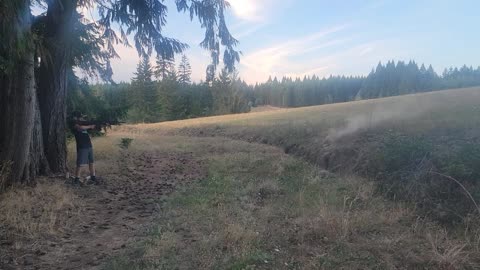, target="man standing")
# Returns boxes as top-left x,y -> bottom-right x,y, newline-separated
70,111 -> 98,185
